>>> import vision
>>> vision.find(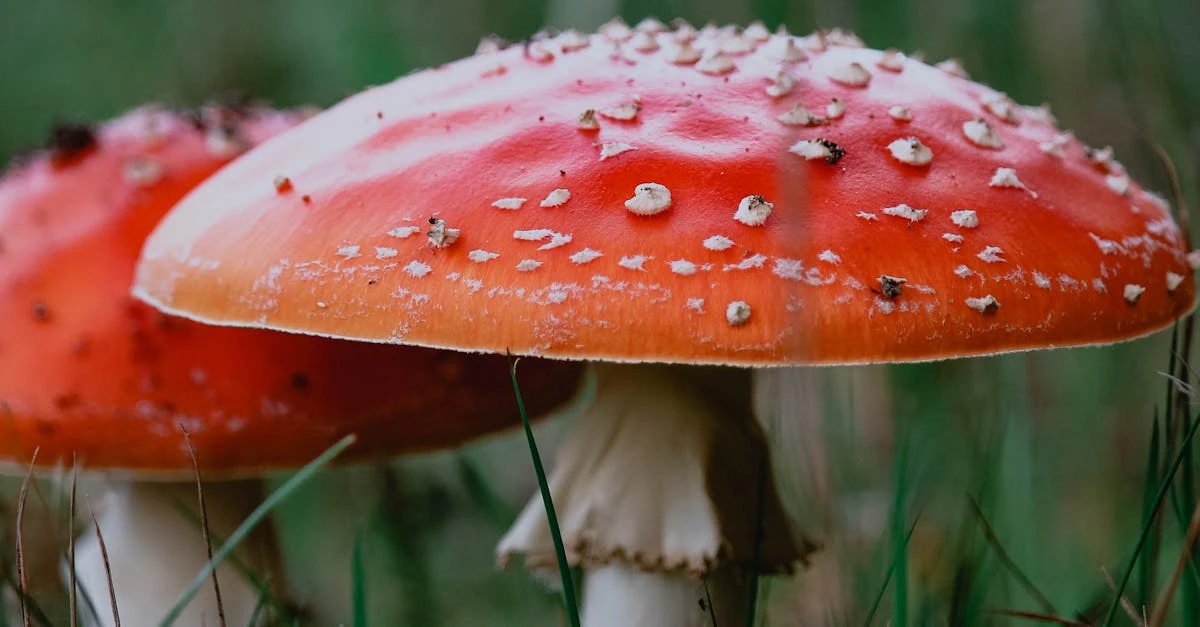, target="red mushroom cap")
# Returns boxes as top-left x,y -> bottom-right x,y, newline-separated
0,105 -> 582,478
134,26 -> 1195,366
